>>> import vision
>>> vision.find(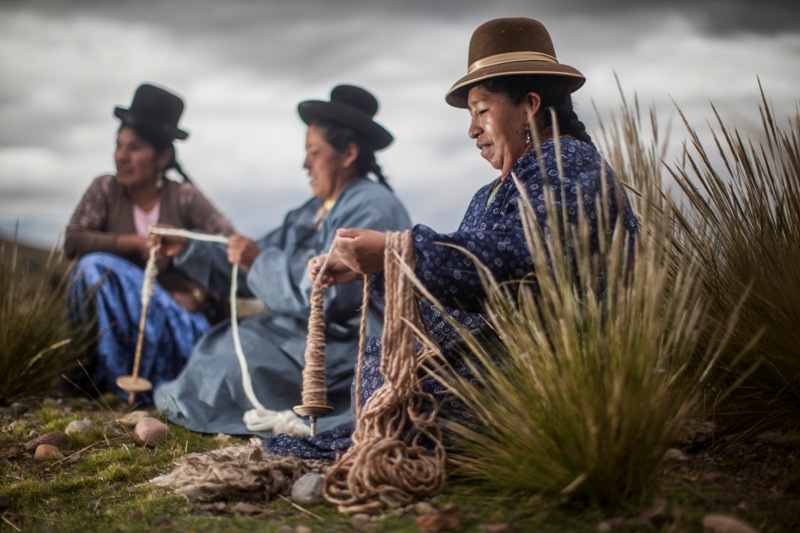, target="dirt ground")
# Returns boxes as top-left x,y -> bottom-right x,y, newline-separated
3,398 -> 800,532
658,423 -> 800,532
